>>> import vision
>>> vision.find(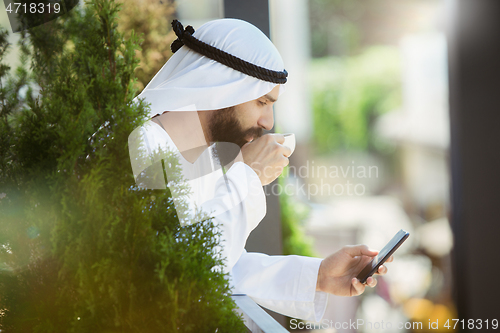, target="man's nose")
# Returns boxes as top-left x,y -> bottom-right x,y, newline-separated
258,105 -> 274,130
